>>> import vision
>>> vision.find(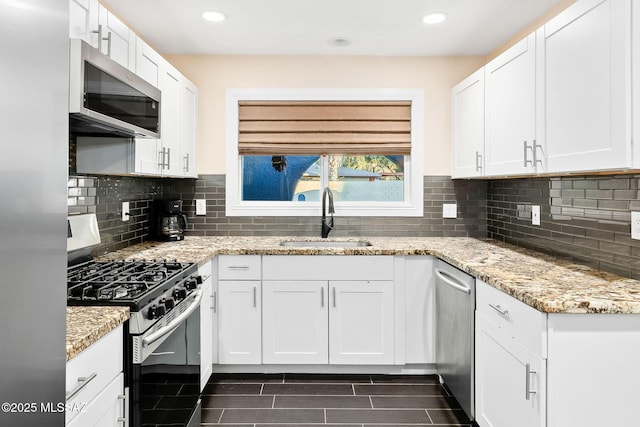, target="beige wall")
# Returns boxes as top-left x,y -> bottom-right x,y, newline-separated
166,55 -> 484,175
